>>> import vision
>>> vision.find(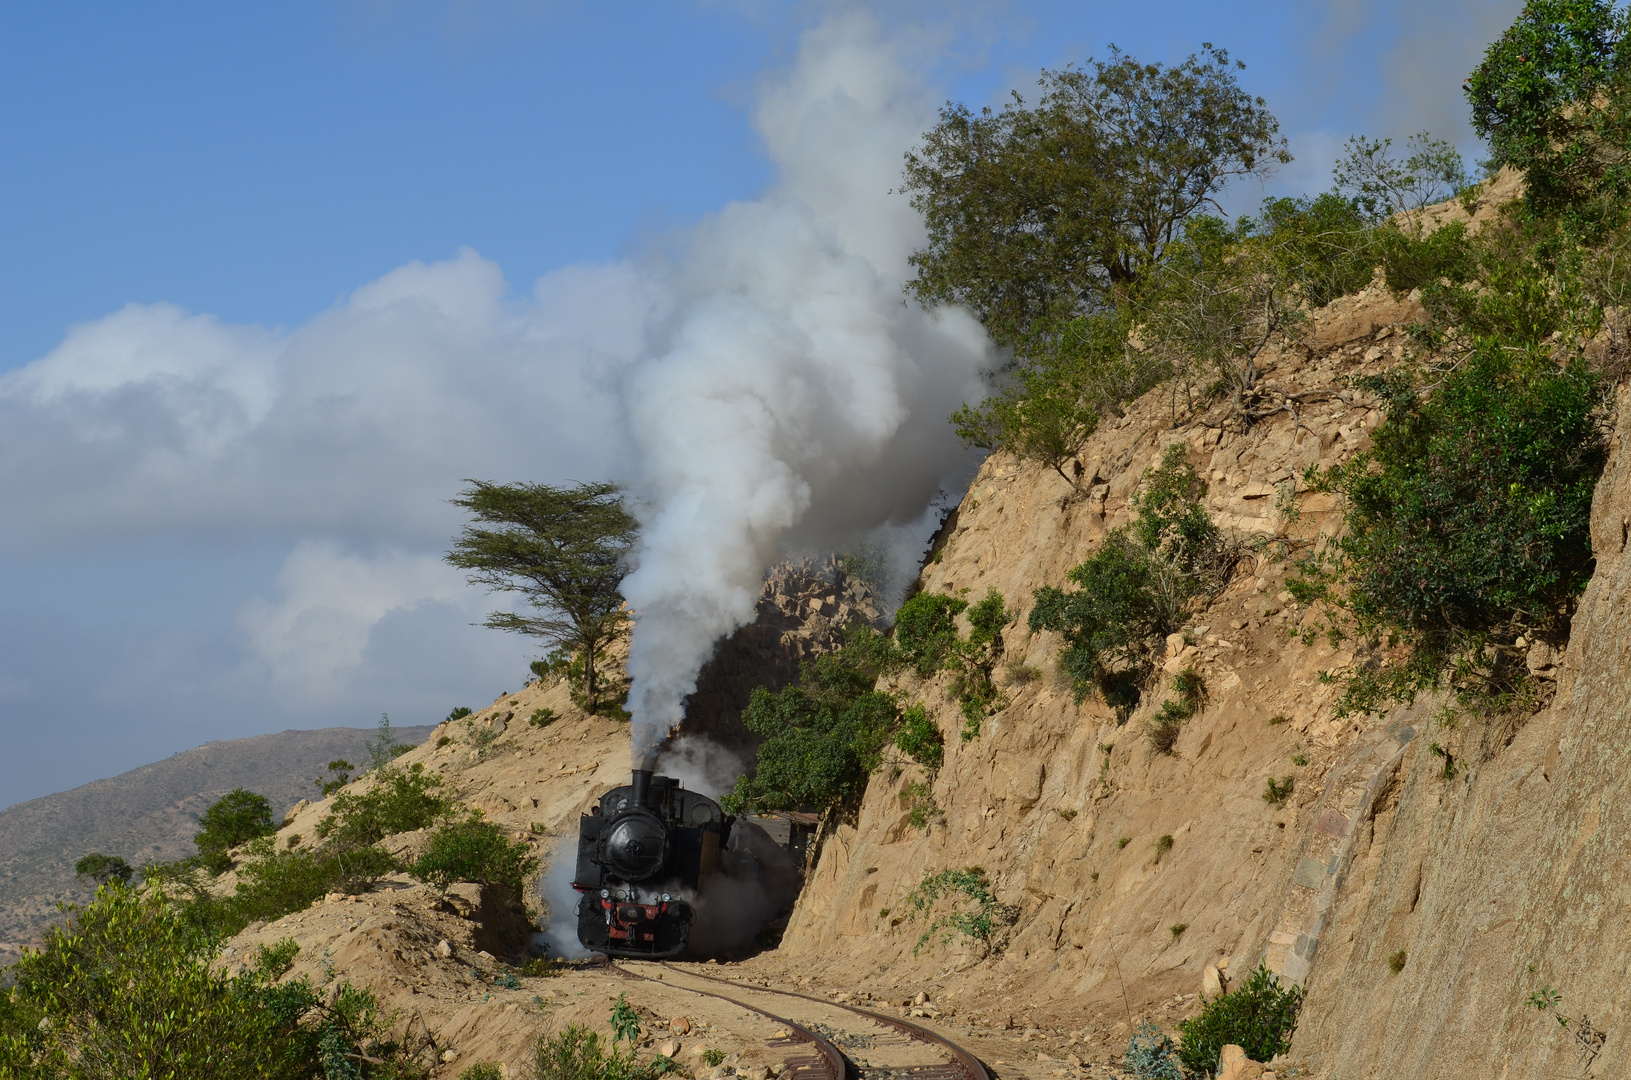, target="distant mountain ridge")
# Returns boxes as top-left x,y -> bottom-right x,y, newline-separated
0,725 -> 432,966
